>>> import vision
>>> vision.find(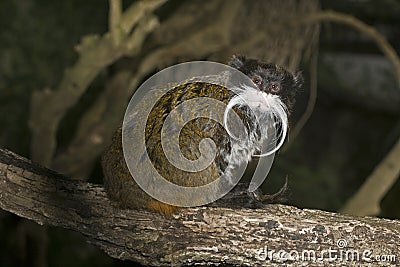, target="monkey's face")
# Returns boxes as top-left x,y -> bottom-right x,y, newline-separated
229,55 -> 303,111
